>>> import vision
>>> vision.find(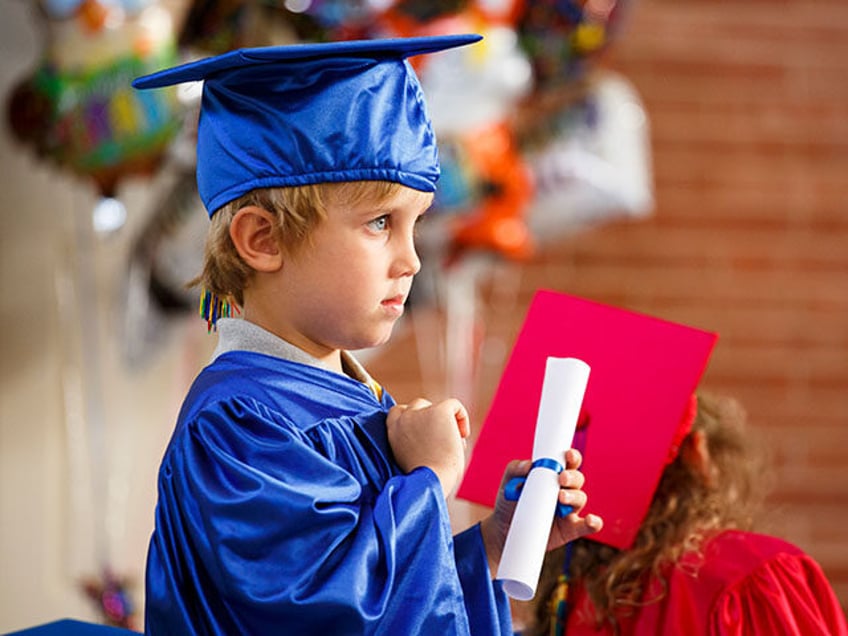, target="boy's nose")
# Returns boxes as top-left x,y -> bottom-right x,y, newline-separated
394,236 -> 421,277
